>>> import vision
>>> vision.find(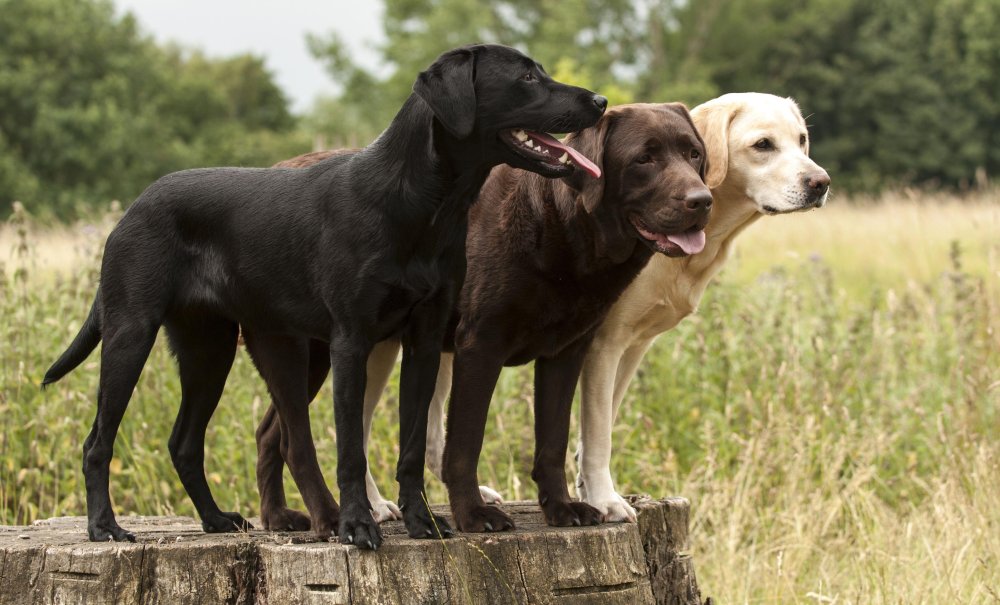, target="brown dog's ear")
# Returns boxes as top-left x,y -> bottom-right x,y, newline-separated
414,48 -> 477,139
691,98 -> 738,189
661,102 -> 710,183
562,110 -> 617,213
